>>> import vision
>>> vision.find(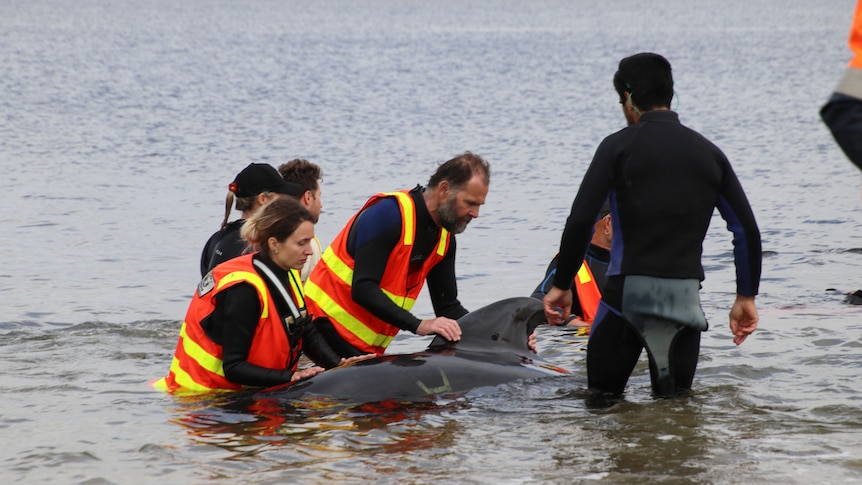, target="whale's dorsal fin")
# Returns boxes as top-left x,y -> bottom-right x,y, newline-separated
429,297 -> 544,352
